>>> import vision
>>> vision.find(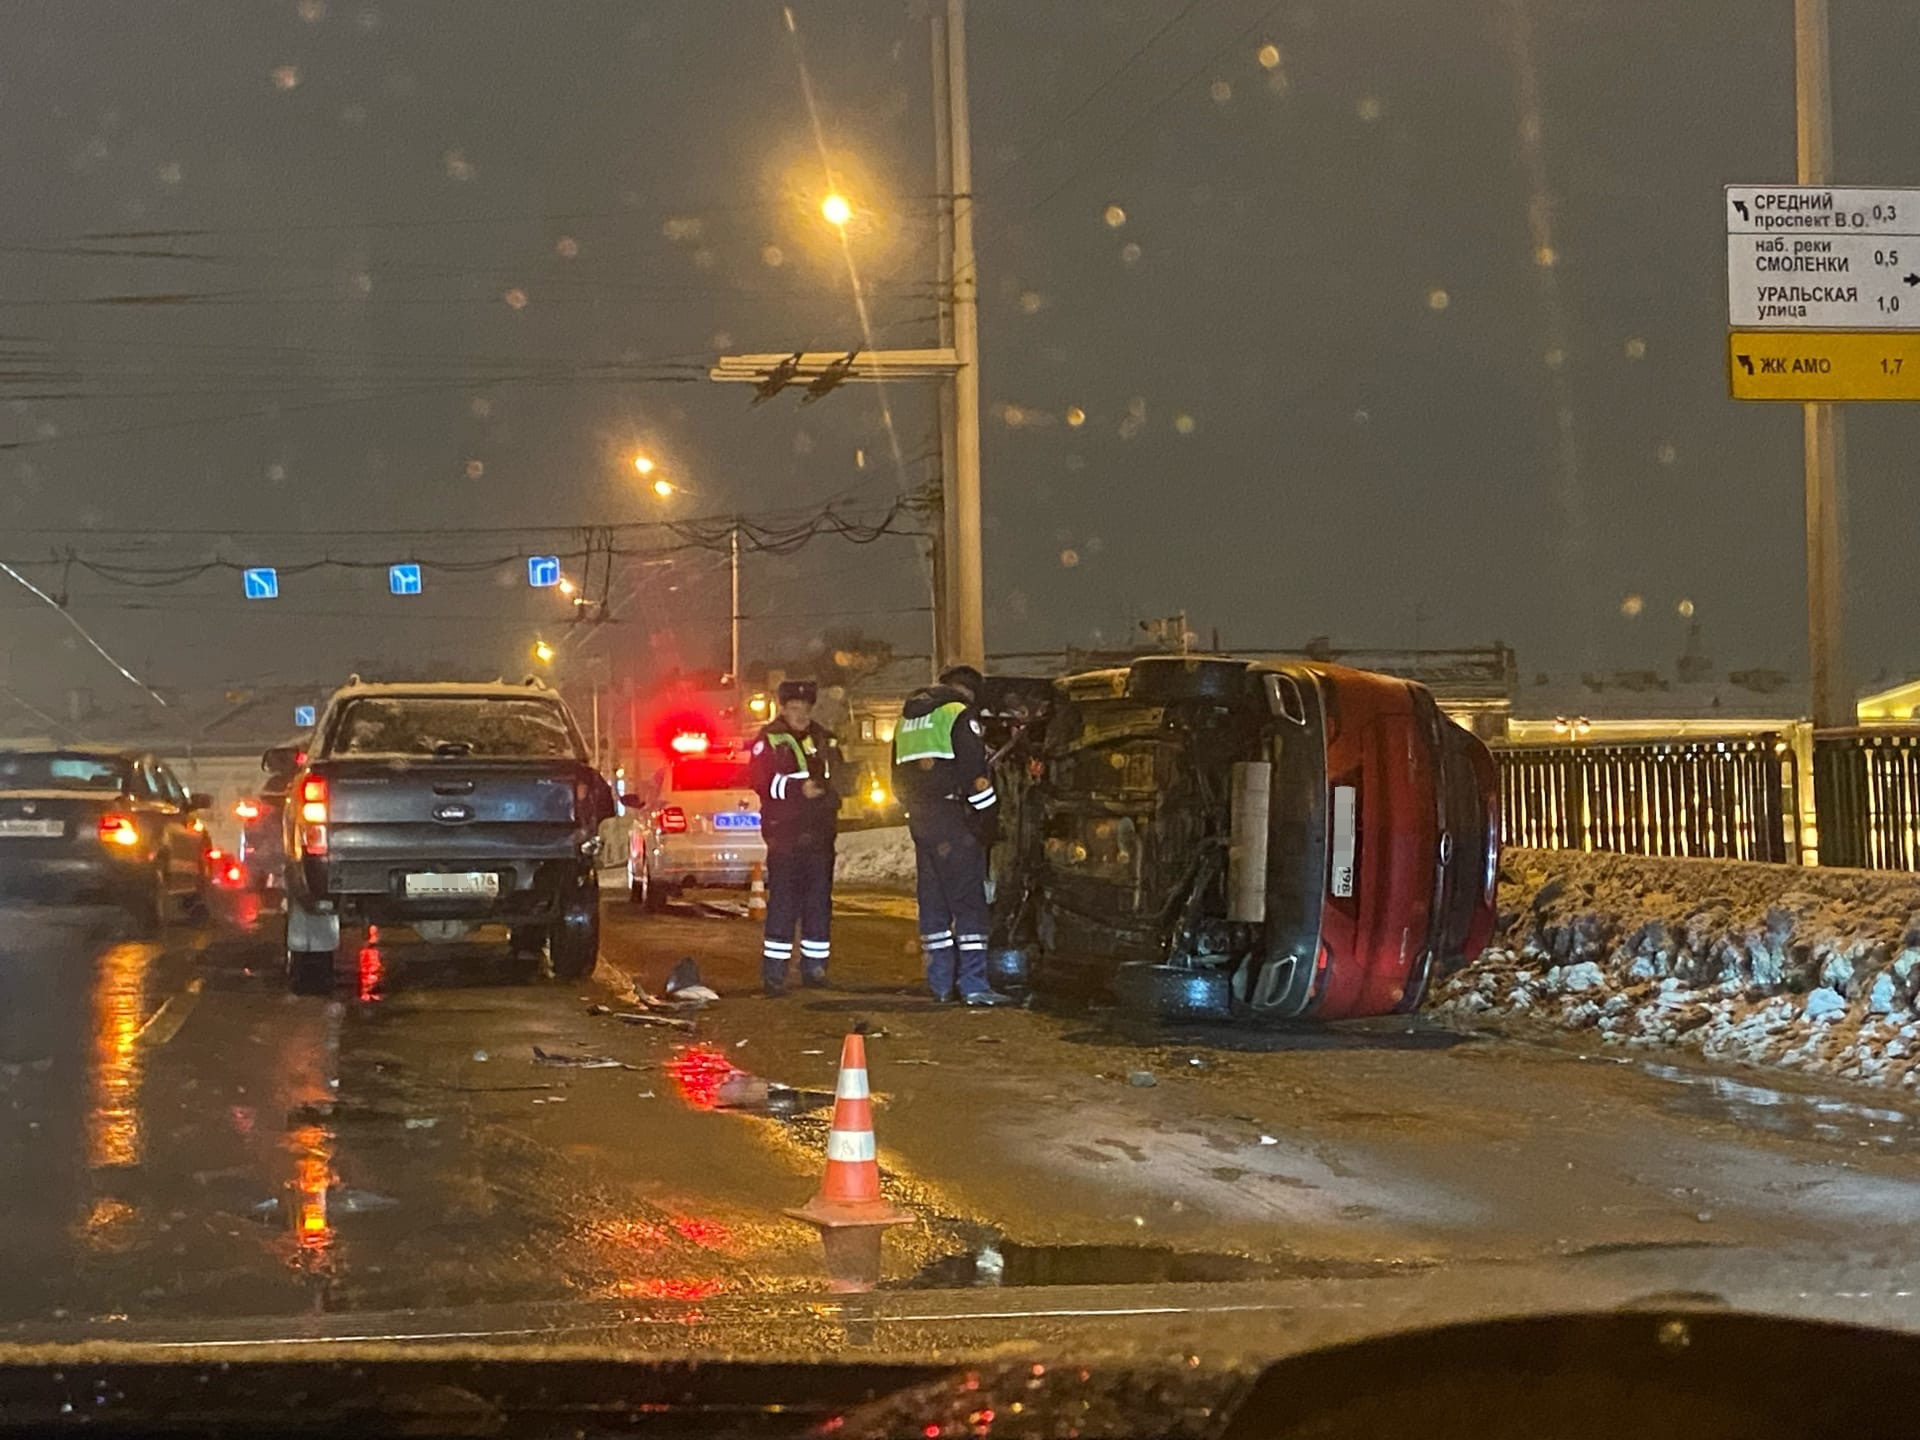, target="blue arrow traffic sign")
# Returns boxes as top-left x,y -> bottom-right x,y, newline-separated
528,555 -> 562,589
242,567 -> 279,600
294,705 -> 317,728
388,563 -> 423,596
